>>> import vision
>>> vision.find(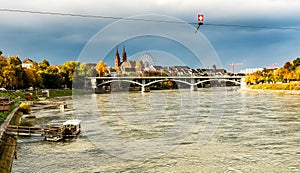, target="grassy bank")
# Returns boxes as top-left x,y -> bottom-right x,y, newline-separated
248,82 -> 300,90
0,105 -> 15,125
0,89 -> 72,126
48,89 -> 72,98
1,89 -> 72,101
